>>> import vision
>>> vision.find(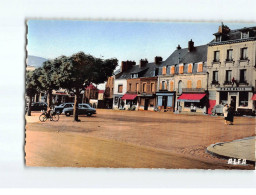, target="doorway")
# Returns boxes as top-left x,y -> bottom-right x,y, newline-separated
144,99 -> 149,110
162,96 -> 167,109
230,96 -> 236,110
